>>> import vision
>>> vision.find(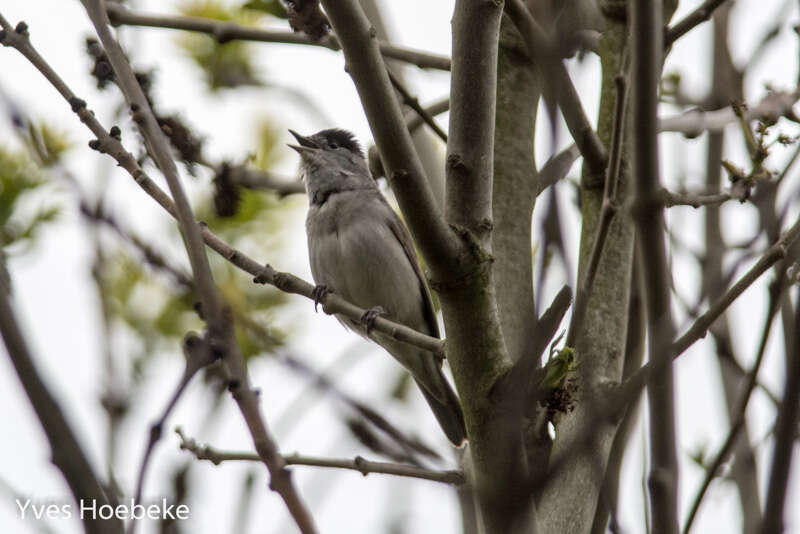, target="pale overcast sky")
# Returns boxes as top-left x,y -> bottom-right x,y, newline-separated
1,1 -> 799,533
